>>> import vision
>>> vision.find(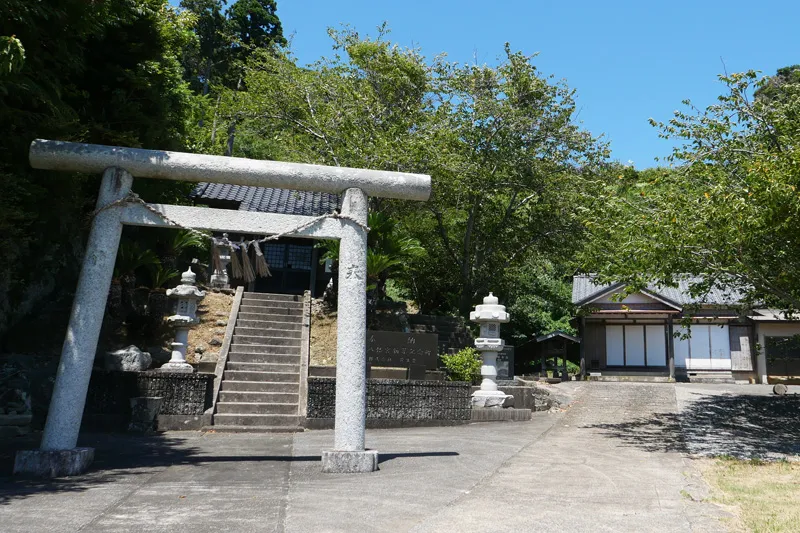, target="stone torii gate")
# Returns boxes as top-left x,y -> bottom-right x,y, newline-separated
14,139 -> 431,476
